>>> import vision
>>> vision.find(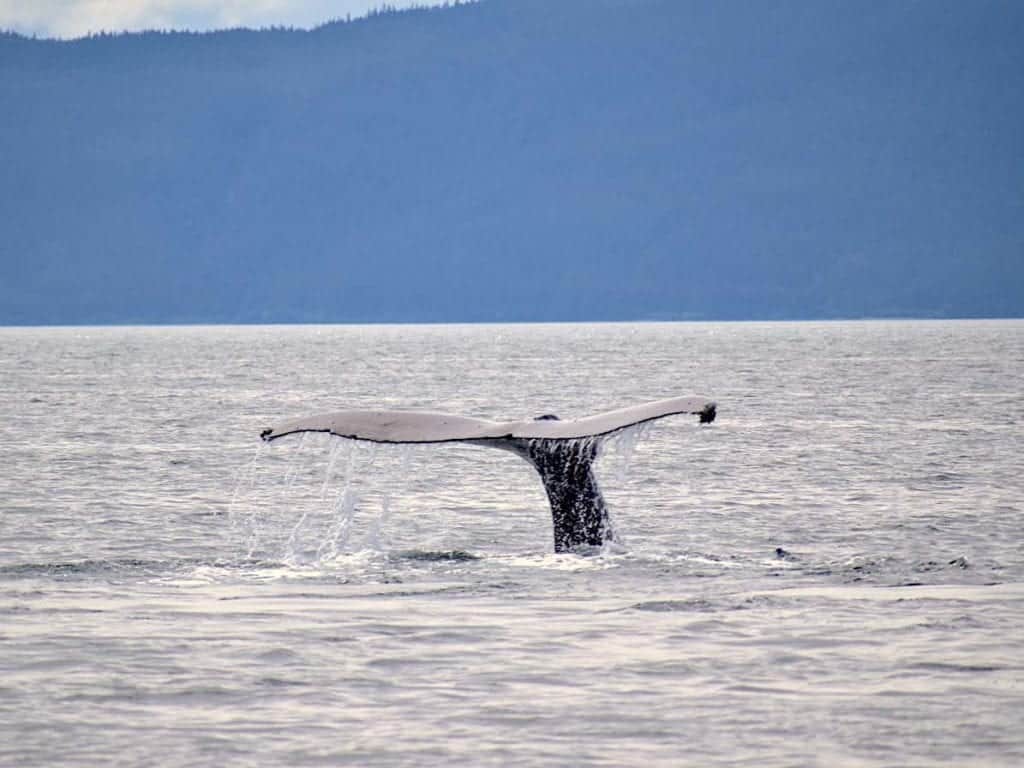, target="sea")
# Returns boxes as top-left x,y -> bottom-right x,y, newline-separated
1,320 -> 1021,767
